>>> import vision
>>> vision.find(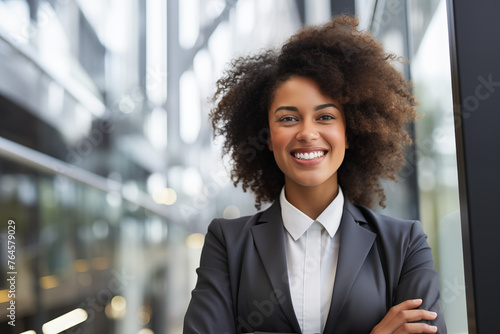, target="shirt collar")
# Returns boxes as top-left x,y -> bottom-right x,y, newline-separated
280,186 -> 344,241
